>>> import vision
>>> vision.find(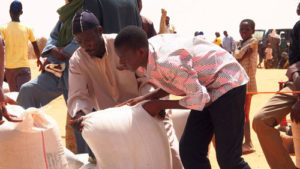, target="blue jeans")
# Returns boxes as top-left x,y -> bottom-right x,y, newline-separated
17,71 -> 67,108
179,85 -> 251,169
